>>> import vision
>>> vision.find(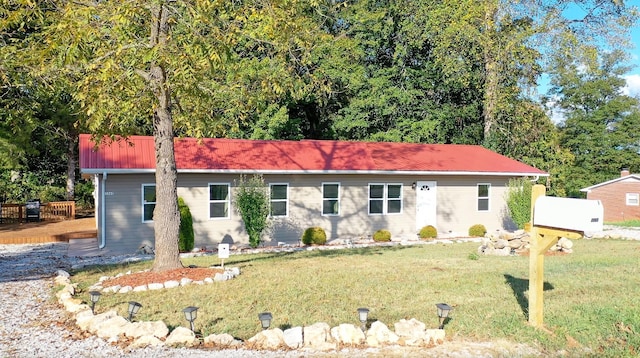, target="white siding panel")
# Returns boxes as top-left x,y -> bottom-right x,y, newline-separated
100,173 -> 514,252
